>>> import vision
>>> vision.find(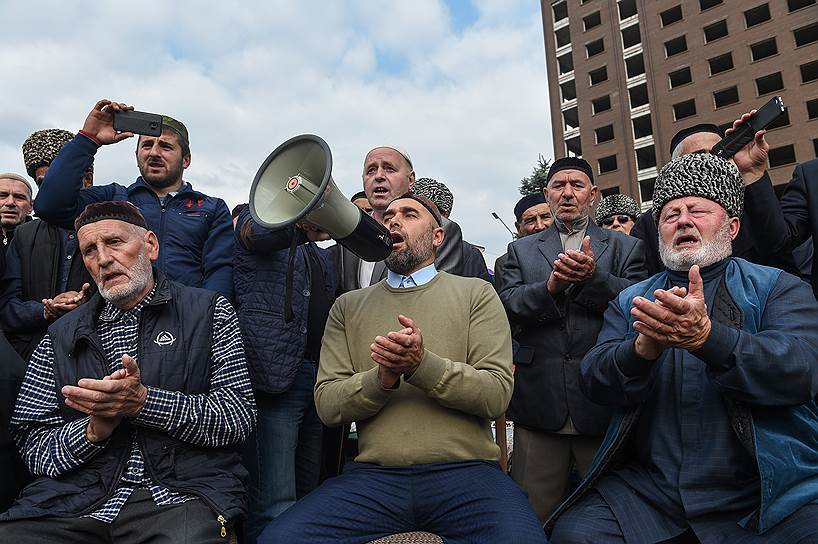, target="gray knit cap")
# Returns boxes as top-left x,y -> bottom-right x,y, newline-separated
22,129 -> 75,178
413,177 -> 454,217
596,194 -> 640,224
651,152 -> 743,221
